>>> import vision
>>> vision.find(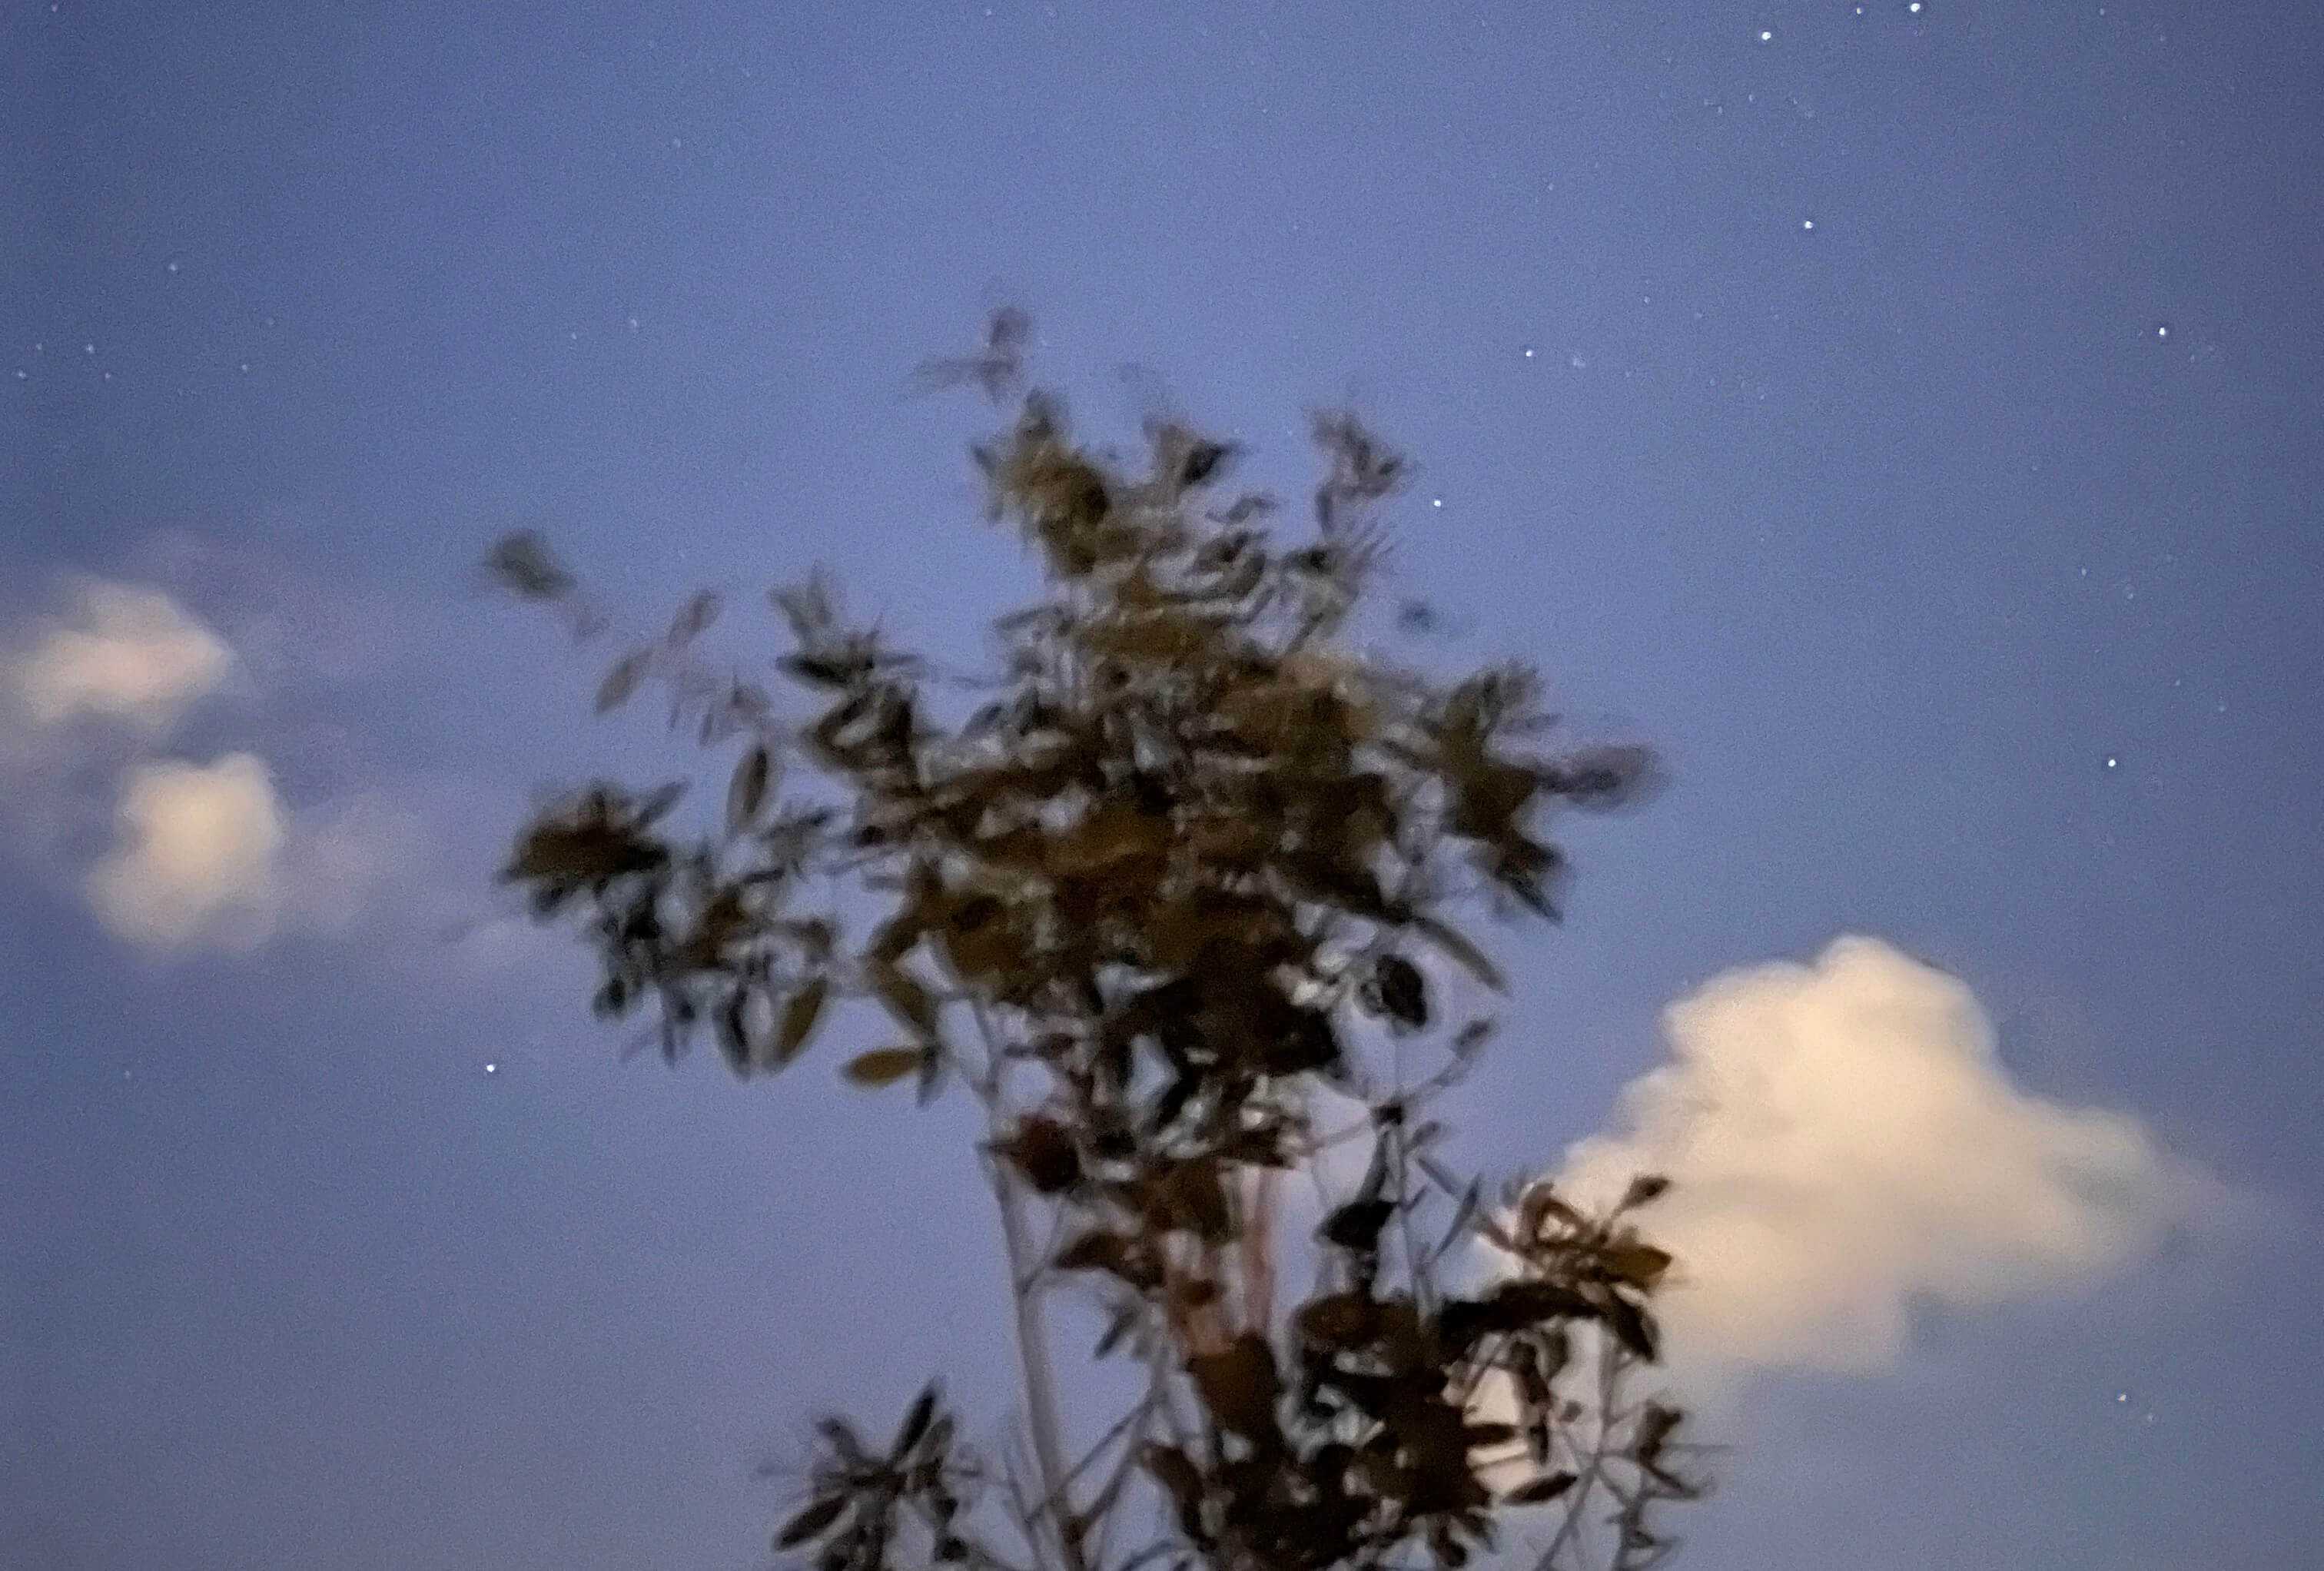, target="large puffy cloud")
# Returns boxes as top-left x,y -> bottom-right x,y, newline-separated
83,753 -> 287,950
4,579 -> 234,729
1547,935 -> 2214,1382
77,760 -> 467,955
